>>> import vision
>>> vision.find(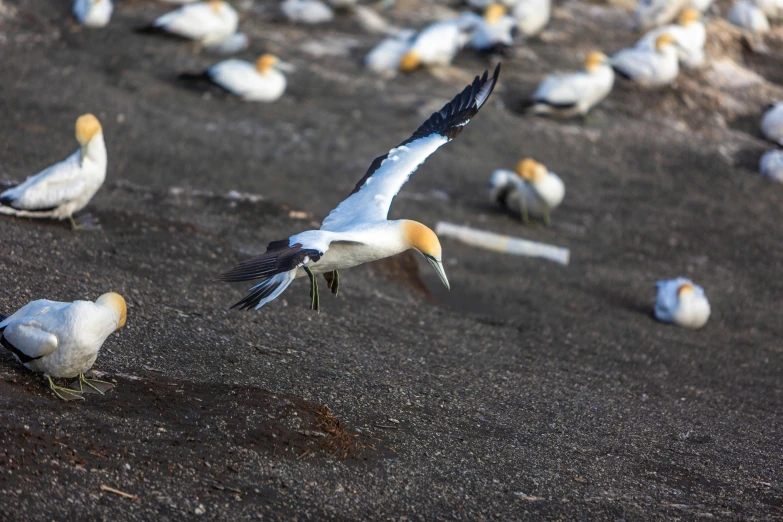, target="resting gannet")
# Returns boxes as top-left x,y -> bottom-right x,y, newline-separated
512,0 -> 551,37
612,33 -> 680,87
73,0 -> 113,28
179,54 -> 293,102
634,0 -> 688,31
756,0 -> 783,18
217,65 -> 500,311
654,278 -> 710,329
636,8 -> 706,69
489,158 -> 564,225
529,51 -> 614,118
761,102 -> 783,145
760,149 -> 783,182
281,0 -> 335,24
469,4 -> 517,52
0,293 -> 126,400
399,14 -> 482,71
136,1 -> 240,47
364,29 -> 417,75
728,0 -> 771,37
0,114 -> 107,230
